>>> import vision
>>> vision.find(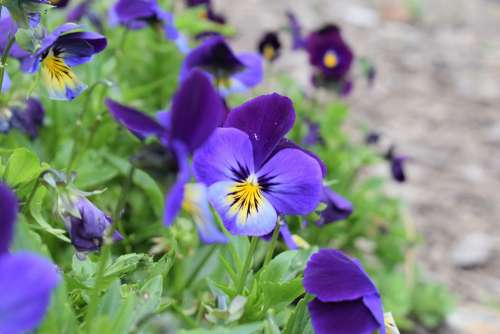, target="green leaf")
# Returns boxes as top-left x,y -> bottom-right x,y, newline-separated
135,275 -> 164,322
178,322 -> 264,334
283,297 -> 314,334
4,148 -> 43,187
262,278 -> 305,310
29,186 -> 70,243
